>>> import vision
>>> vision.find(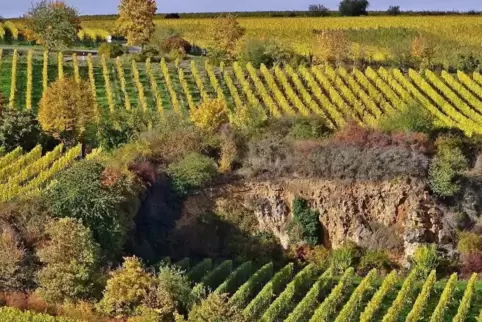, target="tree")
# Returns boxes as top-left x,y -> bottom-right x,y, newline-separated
46,160 -> 136,258
185,293 -> 246,322
24,1 -> 80,51
339,0 -> 369,16
116,0 -> 157,47
0,109 -> 41,152
190,98 -> 229,132
0,227 -> 26,292
37,218 -> 101,304
38,77 -> 96,148
387,5 -> 401,15
97,257 -> 156,318
308,4 -> 330,17
208,14 -> 245,61
411,35 -> 435,69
